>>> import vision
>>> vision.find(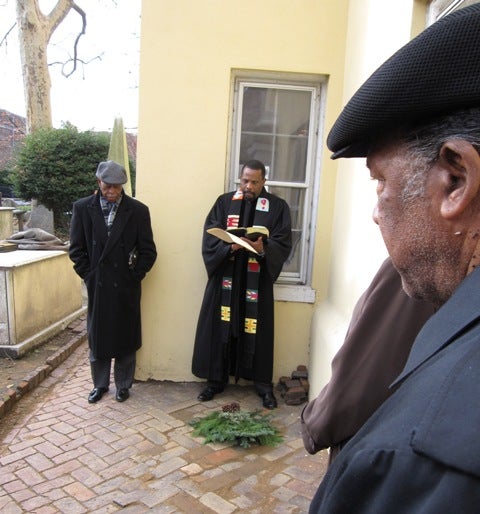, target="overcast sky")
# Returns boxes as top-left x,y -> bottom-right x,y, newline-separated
0,0 -> 140,132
